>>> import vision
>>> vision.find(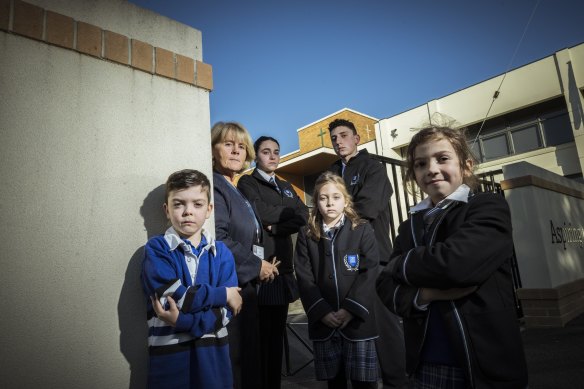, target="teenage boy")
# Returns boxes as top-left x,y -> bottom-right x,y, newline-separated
328,119 -> 407,388
141,169 -> 242,389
